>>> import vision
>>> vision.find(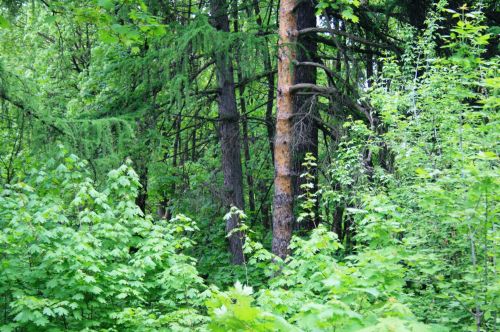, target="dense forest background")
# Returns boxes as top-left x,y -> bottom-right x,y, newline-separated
0,0 -> 498,331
